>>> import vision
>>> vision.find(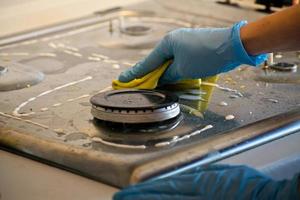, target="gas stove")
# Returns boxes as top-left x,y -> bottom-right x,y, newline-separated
0,0 -> 300,188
